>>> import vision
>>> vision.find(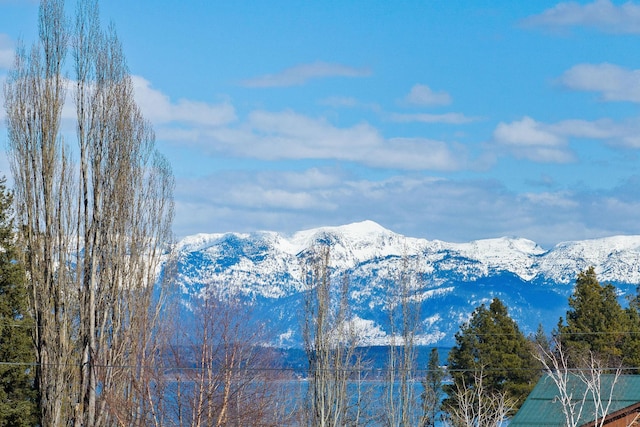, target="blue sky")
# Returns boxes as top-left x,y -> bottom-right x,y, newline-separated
2,0 -> 640,247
